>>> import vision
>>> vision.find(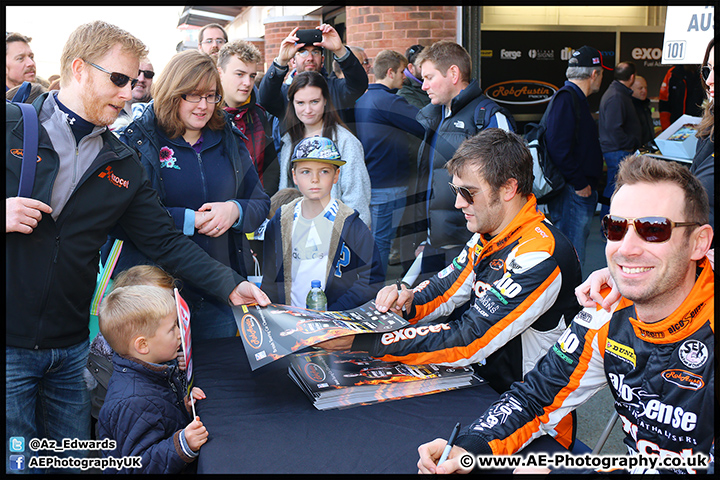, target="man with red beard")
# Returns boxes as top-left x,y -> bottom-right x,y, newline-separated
6,32 -> 36,90
5,20 -> 270,474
